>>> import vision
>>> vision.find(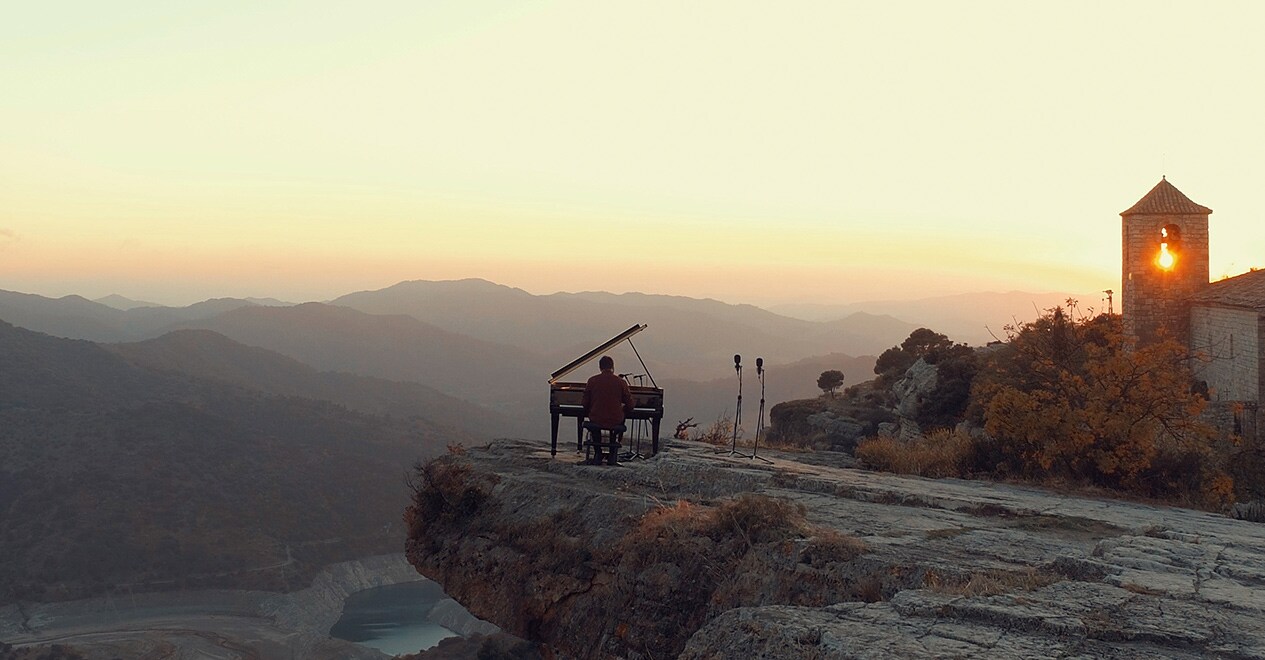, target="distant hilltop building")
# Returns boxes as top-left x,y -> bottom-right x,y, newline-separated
1121,177 -> 1265,440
